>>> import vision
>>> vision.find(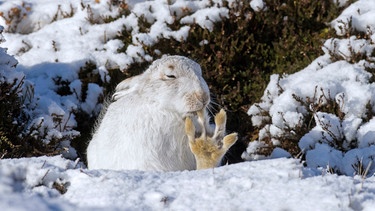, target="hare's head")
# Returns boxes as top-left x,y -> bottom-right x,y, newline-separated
114,56 -> 210,115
